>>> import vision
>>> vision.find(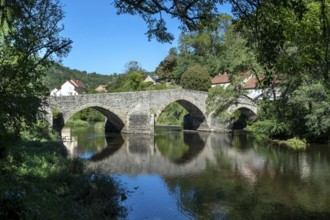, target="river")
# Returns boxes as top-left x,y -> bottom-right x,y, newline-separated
62,126 -> 330,219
